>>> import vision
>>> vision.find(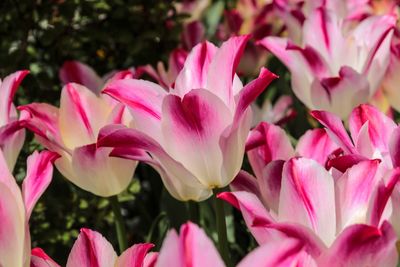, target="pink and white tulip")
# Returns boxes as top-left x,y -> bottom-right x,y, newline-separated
259,7 -> 395,118
156,222 -> 224,267
32,228 -> 157,267
0,70 -> 28,171
0,150 -> 58,267
220,157 -> 399,266
19,82 -> 138,197
251,95 -> 294,126
136,48 -> 188,89
97,36 -> 277,201
59,60 -> 138,94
